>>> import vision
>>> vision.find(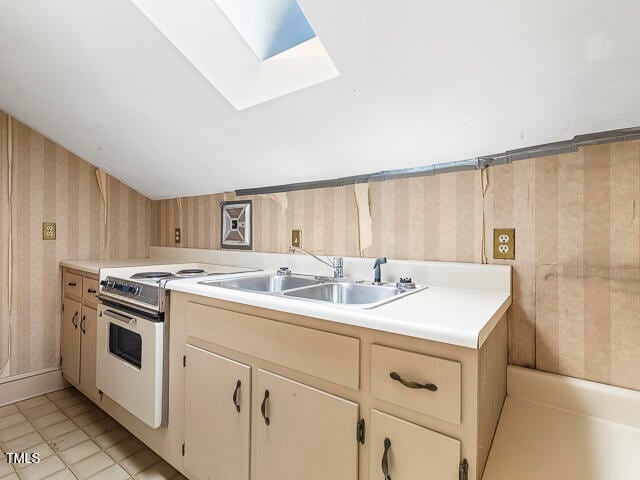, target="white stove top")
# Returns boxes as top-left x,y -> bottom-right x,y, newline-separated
100,262 -> 259,284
